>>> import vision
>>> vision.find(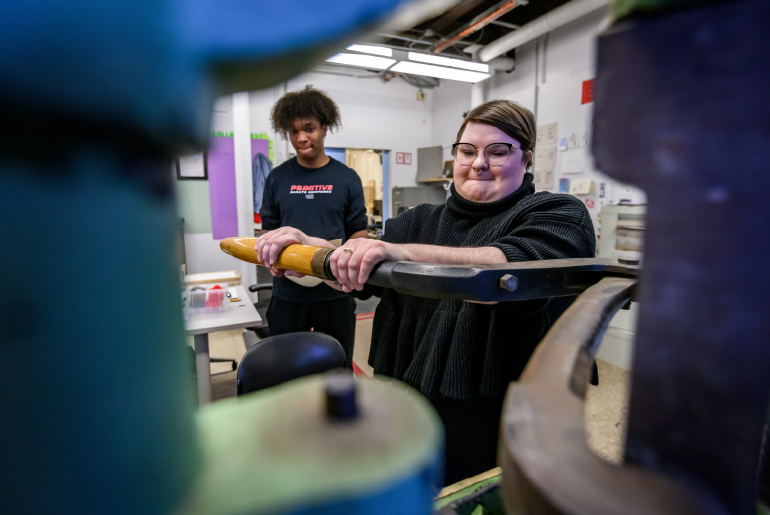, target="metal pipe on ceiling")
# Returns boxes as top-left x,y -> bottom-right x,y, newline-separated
478,0 -> 610,62
369,41 -> 470,59
430,0 -> 528,55
489,56 -> 515,72
377,33 -> 474,46
490,20 -> 521,30
378,33 -> 434,45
